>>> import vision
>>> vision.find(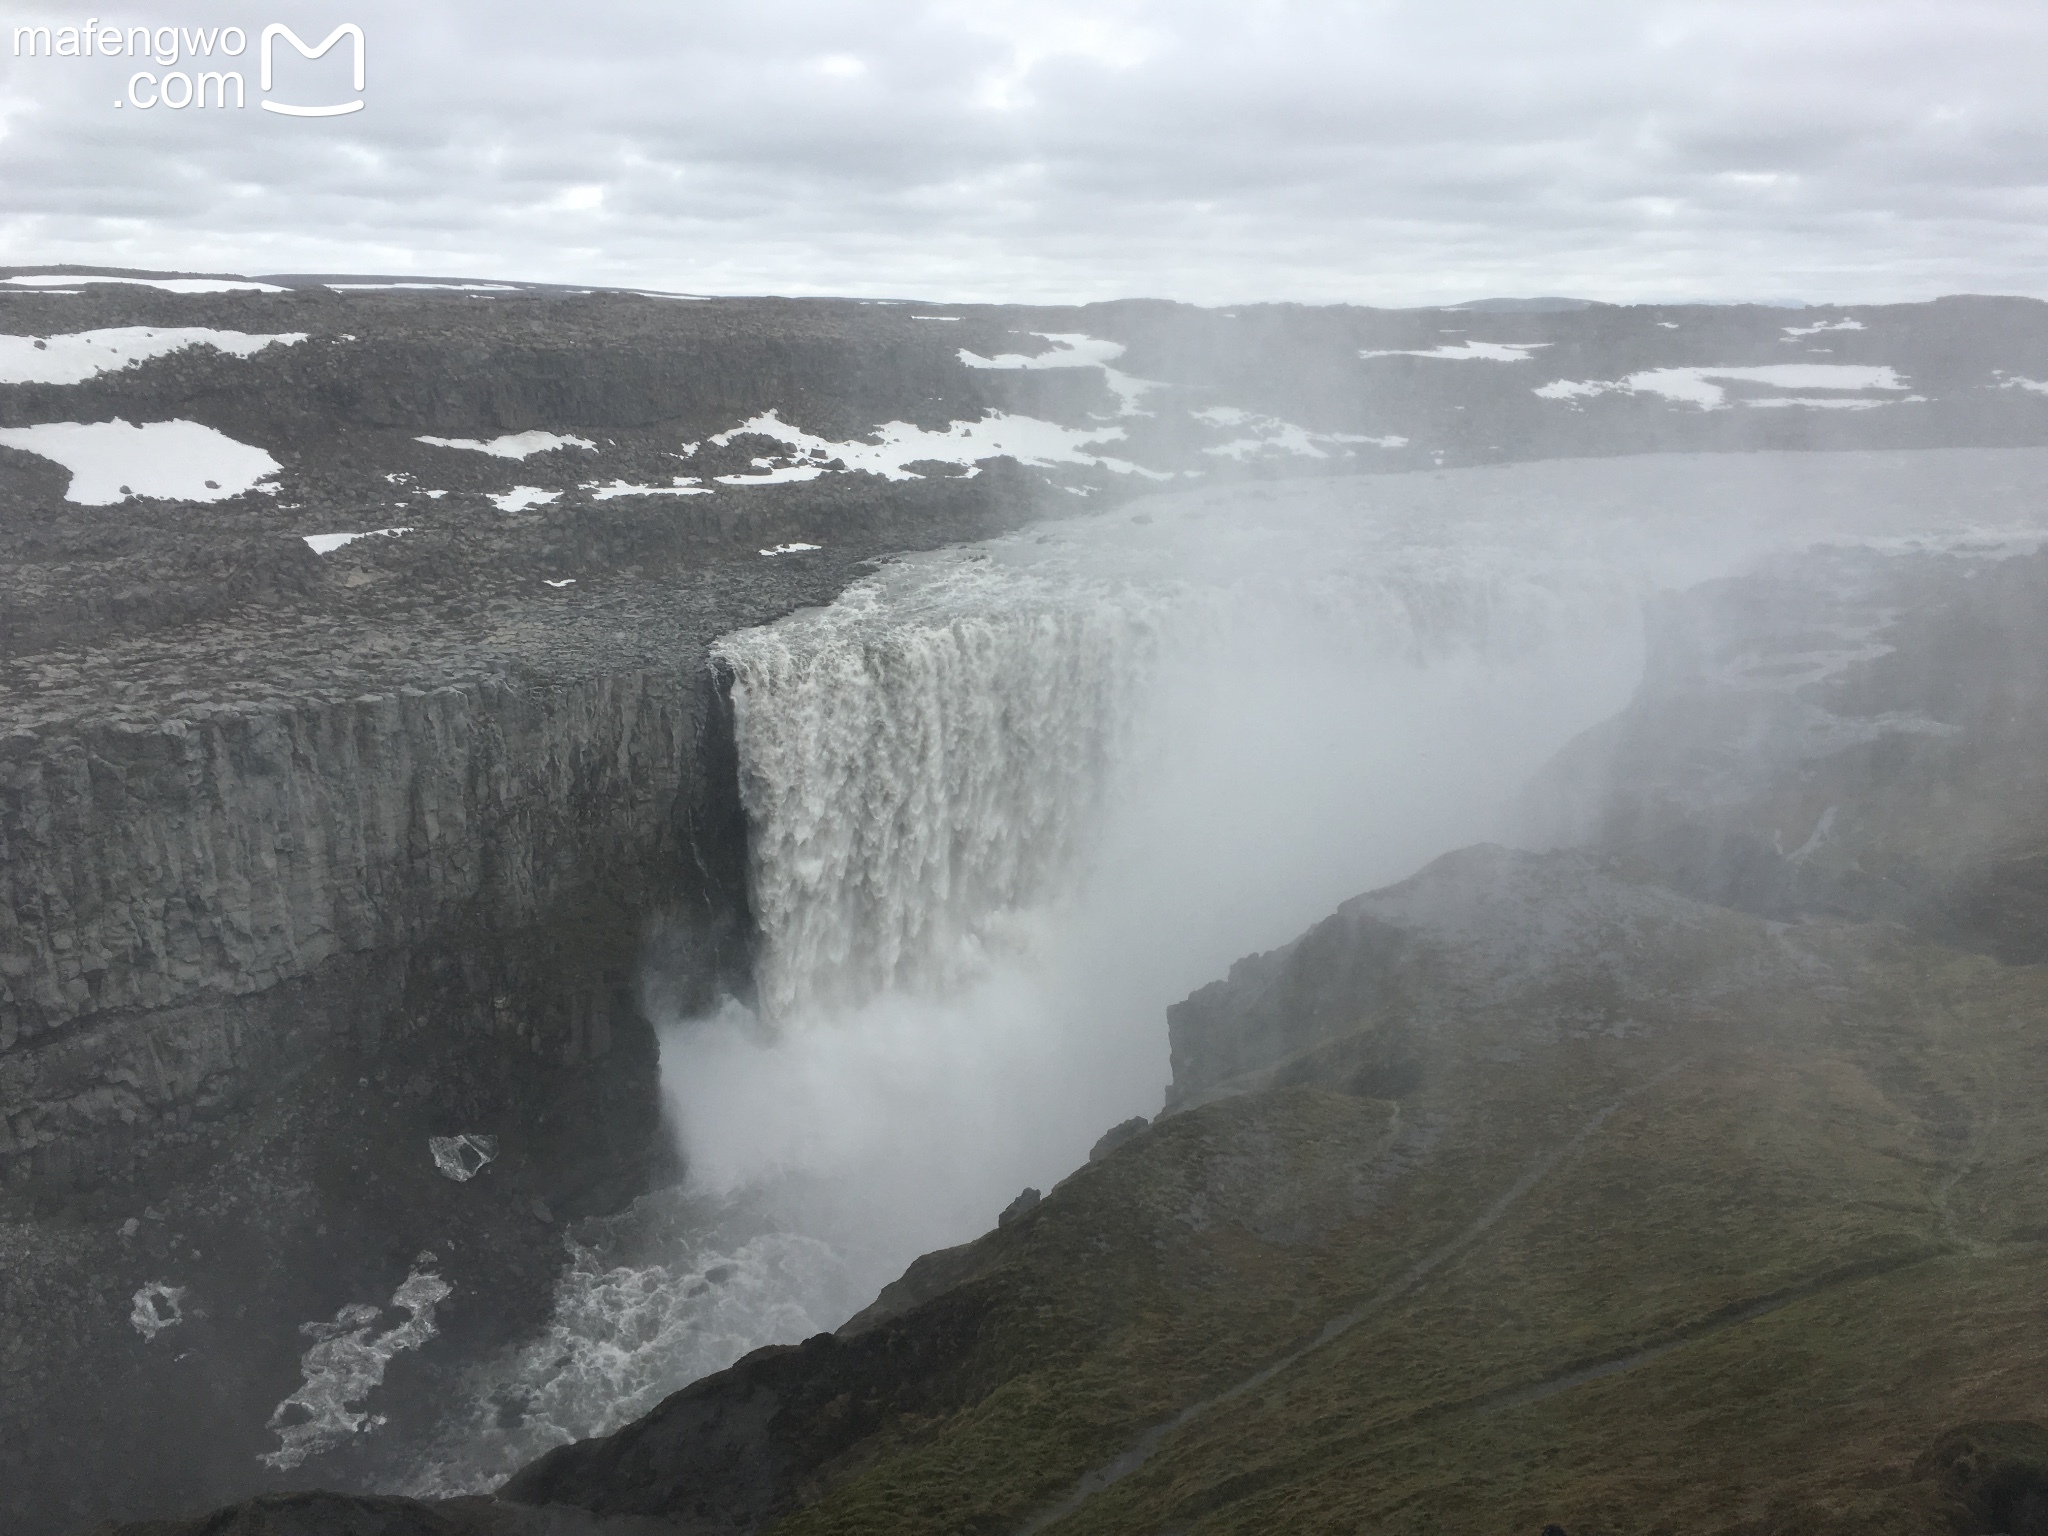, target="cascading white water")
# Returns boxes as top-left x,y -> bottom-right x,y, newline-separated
399,449 -> 2048,1495
716,572 -> 1167,1020
712,476 -> 1675,1035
